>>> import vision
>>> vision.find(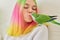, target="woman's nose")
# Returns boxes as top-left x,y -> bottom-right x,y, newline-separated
28,8 -> 33,13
